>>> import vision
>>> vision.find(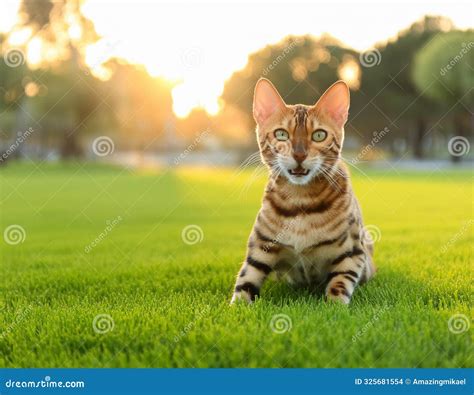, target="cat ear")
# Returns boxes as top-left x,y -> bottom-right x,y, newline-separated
314,81 -> 350,129
253,78 -> 286,125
